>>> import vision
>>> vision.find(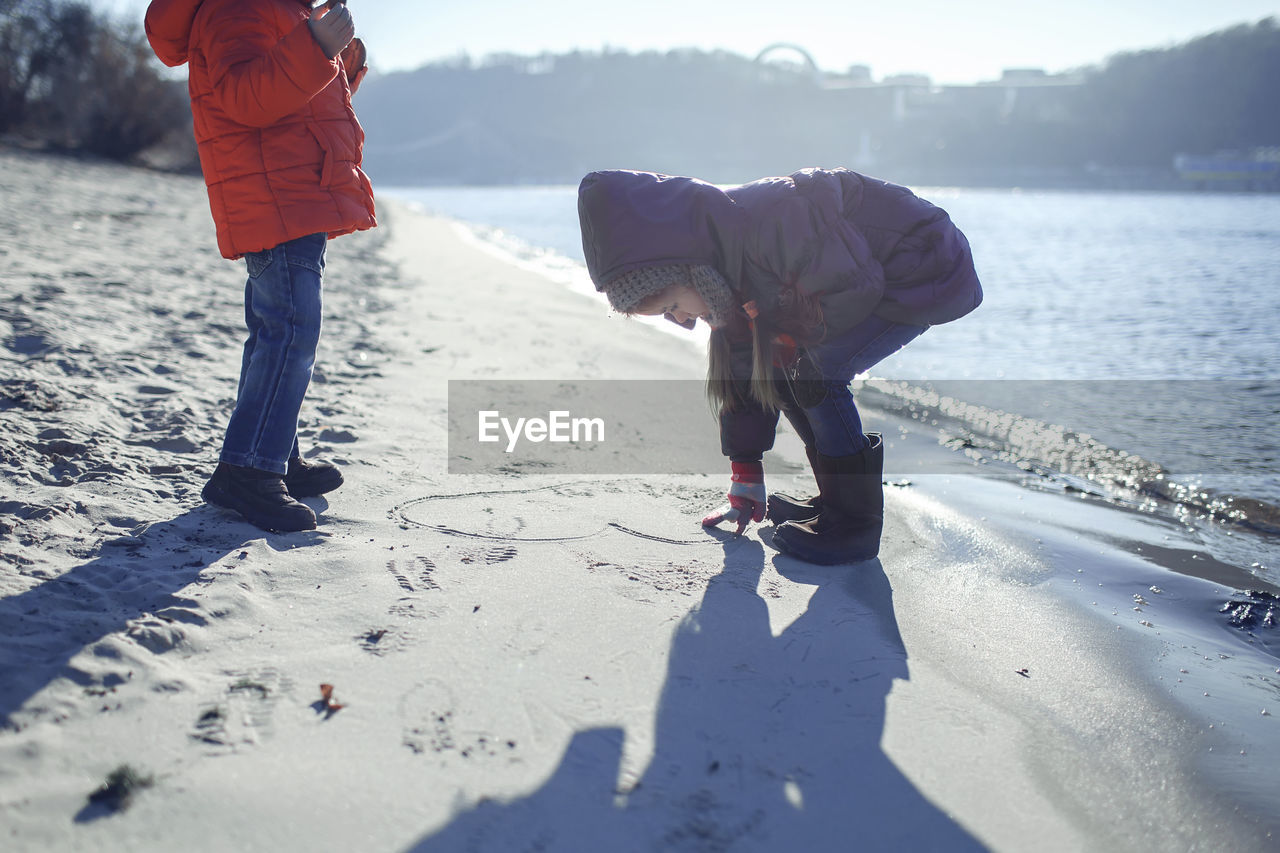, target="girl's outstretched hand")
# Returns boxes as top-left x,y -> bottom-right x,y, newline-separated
701,461 -> 766,535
